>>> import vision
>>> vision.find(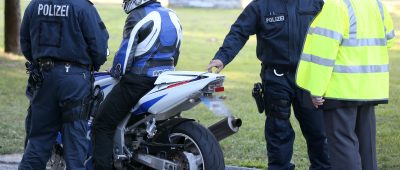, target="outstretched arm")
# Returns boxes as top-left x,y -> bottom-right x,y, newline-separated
208,1 -> 259,72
